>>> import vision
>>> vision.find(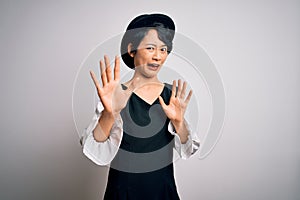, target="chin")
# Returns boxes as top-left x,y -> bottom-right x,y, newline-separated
142,71 -> 157,79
